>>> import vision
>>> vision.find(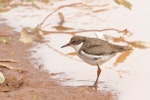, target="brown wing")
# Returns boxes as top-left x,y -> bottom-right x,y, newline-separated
81,38 -> 129,55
